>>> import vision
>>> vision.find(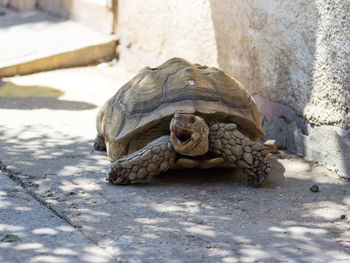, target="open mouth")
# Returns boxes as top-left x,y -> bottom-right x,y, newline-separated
171,128 -> 192,145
